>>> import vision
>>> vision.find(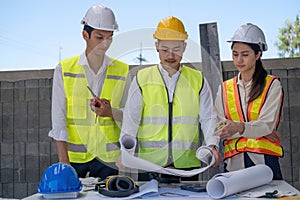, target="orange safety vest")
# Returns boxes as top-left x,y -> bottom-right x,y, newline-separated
222,75 -> 283,159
